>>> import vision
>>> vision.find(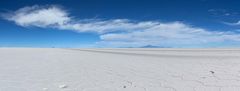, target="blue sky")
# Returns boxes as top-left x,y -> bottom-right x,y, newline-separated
1,0 -> 240,48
